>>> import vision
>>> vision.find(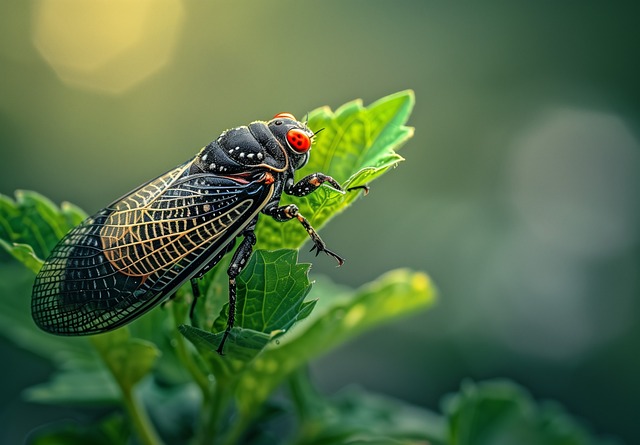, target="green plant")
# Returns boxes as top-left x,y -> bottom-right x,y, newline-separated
0,91 -> 619,445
